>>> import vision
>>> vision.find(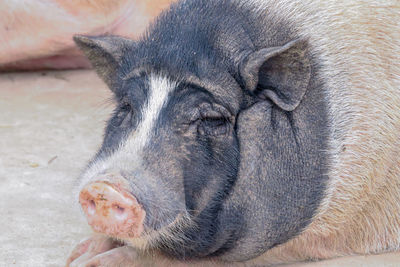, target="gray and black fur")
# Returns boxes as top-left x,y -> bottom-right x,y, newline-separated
74,0 -> 330,262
